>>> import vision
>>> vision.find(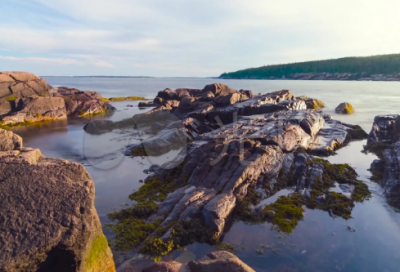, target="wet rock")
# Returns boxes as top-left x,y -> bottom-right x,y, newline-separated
202,193 -> 236,235
335,102 -> 354,114
84,120 -> 114,135
139,101 -> 155,107
366,114 -> 400,208
367,114 -> 400,145
0,130 -> 115,272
